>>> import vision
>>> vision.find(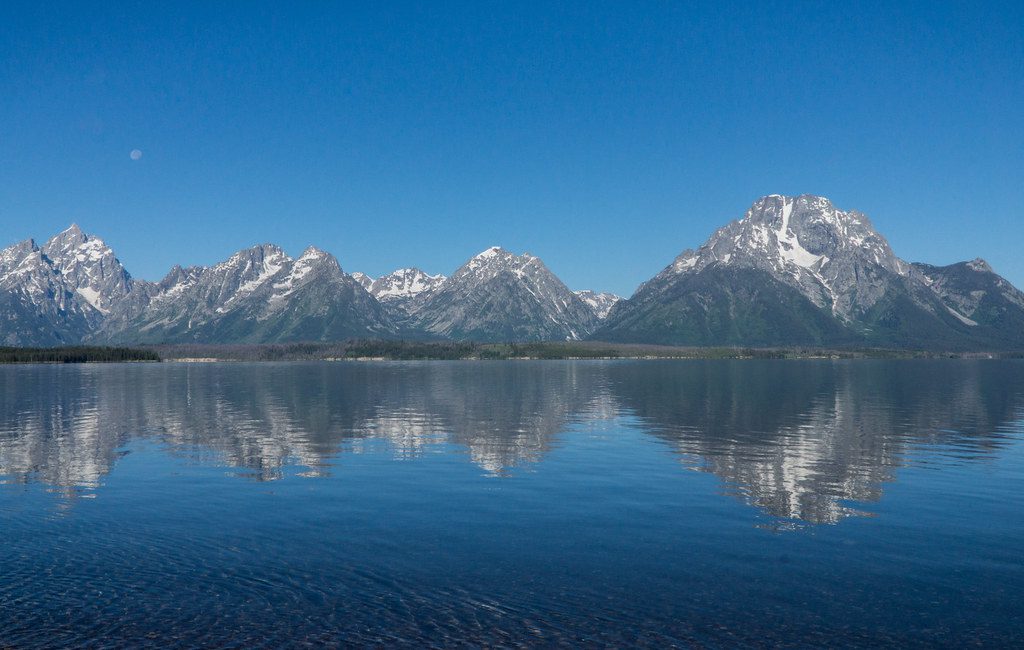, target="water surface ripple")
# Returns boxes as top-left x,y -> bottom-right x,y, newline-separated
1,360 -> 1022,647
